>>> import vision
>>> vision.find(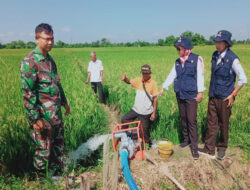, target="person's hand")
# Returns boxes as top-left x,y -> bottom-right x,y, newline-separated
150,112 -> 156,121
33,119 -> 44,132
158,88 -> 164,97
121,73 -> 126,81
64,104 -> 71,116
101,79 -> 103,85
85,80 -> 88,85
196,92 -> 203,103
223,94 -> 235,107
